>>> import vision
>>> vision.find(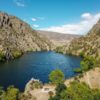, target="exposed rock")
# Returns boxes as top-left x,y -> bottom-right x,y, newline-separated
0,12 -> 53,60
24,78 -> 55,100
5,48 -> 13,60
80,68 -> 100,89
25,78 -> 42,93
65,67 -> 100,89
